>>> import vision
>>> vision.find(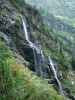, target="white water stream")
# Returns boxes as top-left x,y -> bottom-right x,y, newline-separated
48,56 -> 64,95
21,16 -> 45,77
21,16 -> 64,95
